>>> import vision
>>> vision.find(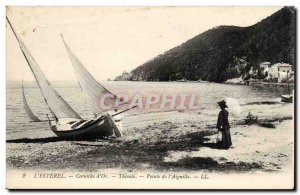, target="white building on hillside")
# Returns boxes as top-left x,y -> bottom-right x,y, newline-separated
268,62 -> 293,82
259,62 -> 271,73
